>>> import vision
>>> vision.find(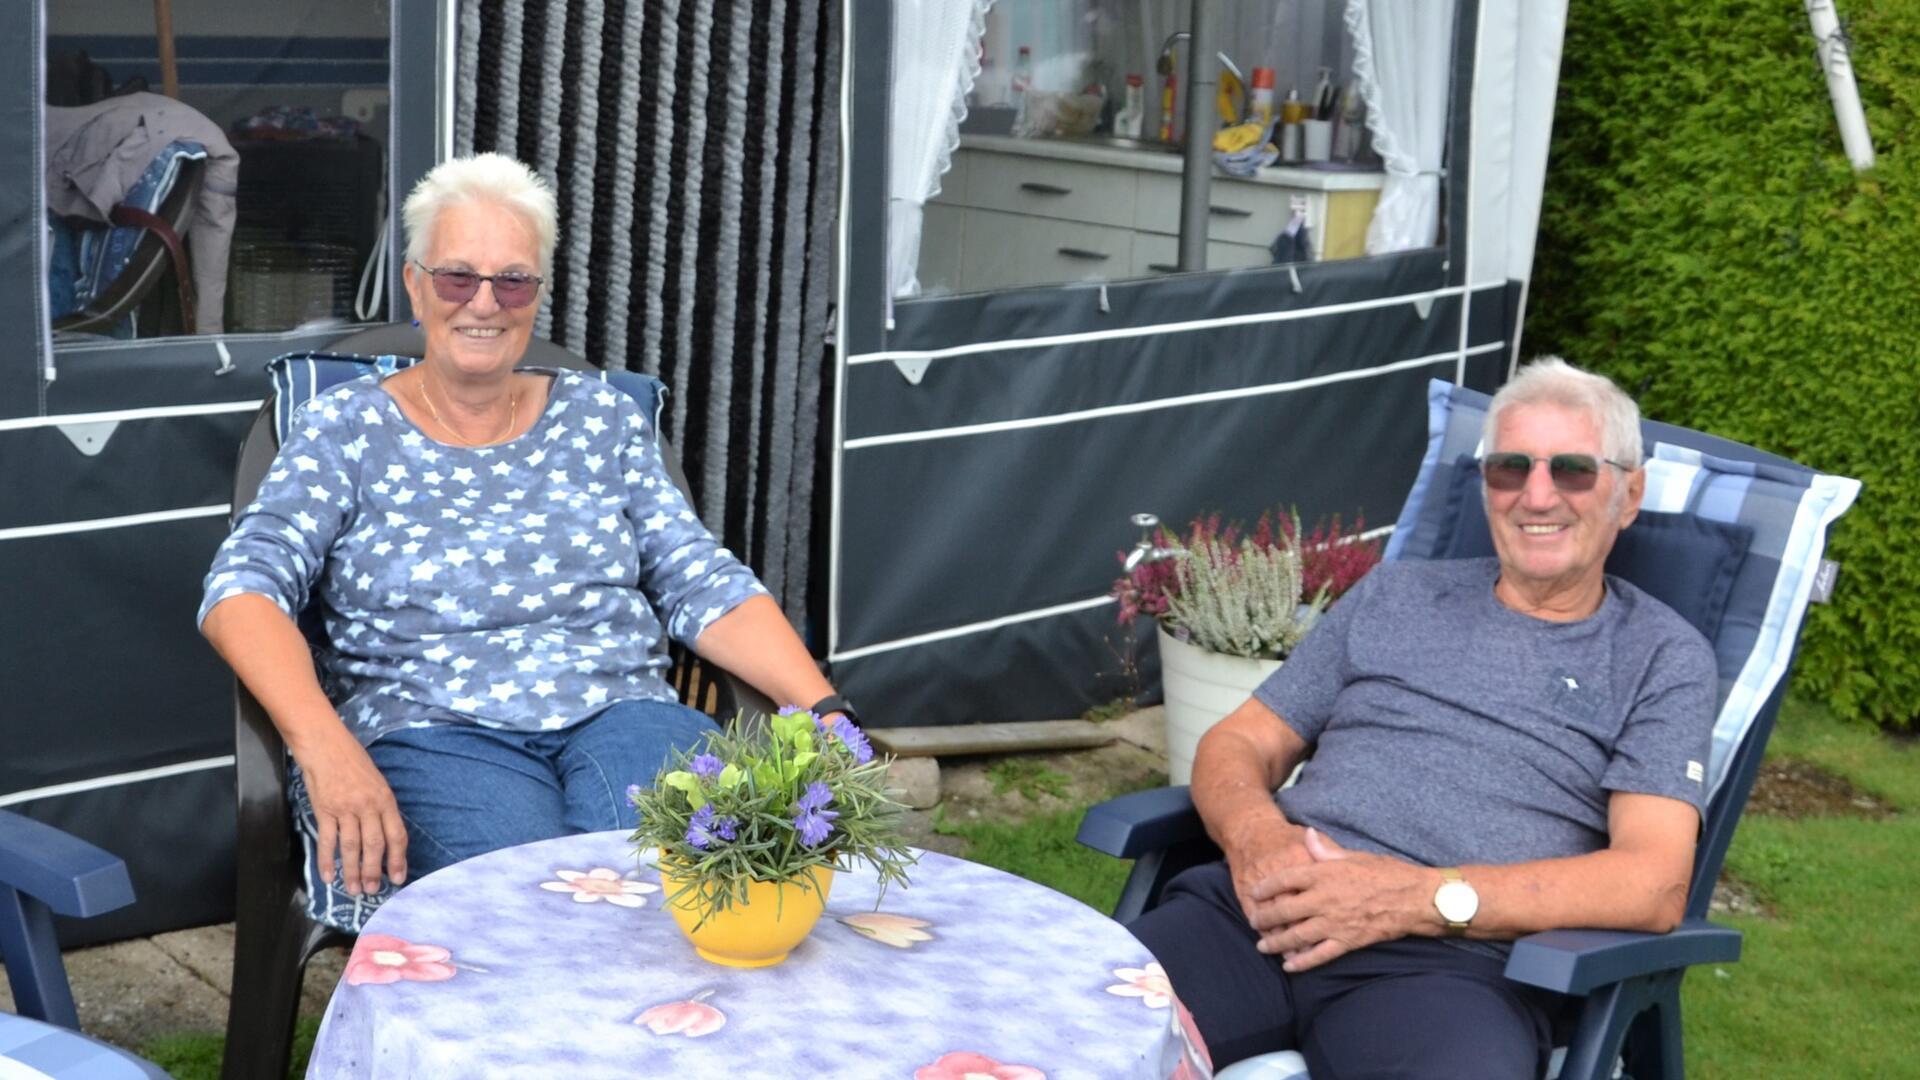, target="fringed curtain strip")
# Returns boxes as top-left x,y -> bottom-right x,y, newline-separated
457,0 -> 842,630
